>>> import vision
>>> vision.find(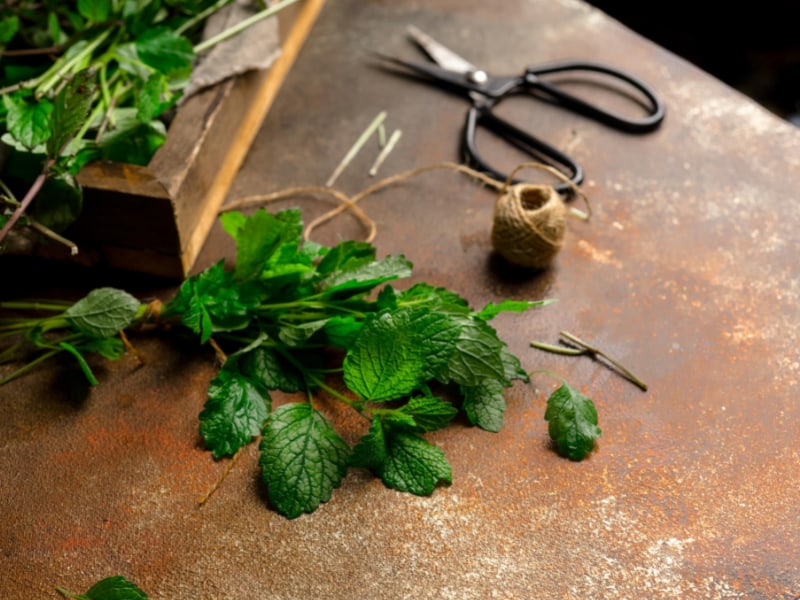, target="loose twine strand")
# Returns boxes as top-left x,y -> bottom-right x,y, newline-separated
221,160 -> 591,268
